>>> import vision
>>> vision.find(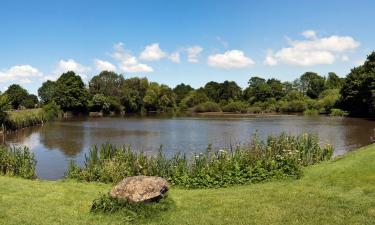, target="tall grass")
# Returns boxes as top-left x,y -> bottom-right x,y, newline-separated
0,145 -> 36,179
4,108 -> 47,131
3,103 -> 61,131
66,133 -> 333,188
